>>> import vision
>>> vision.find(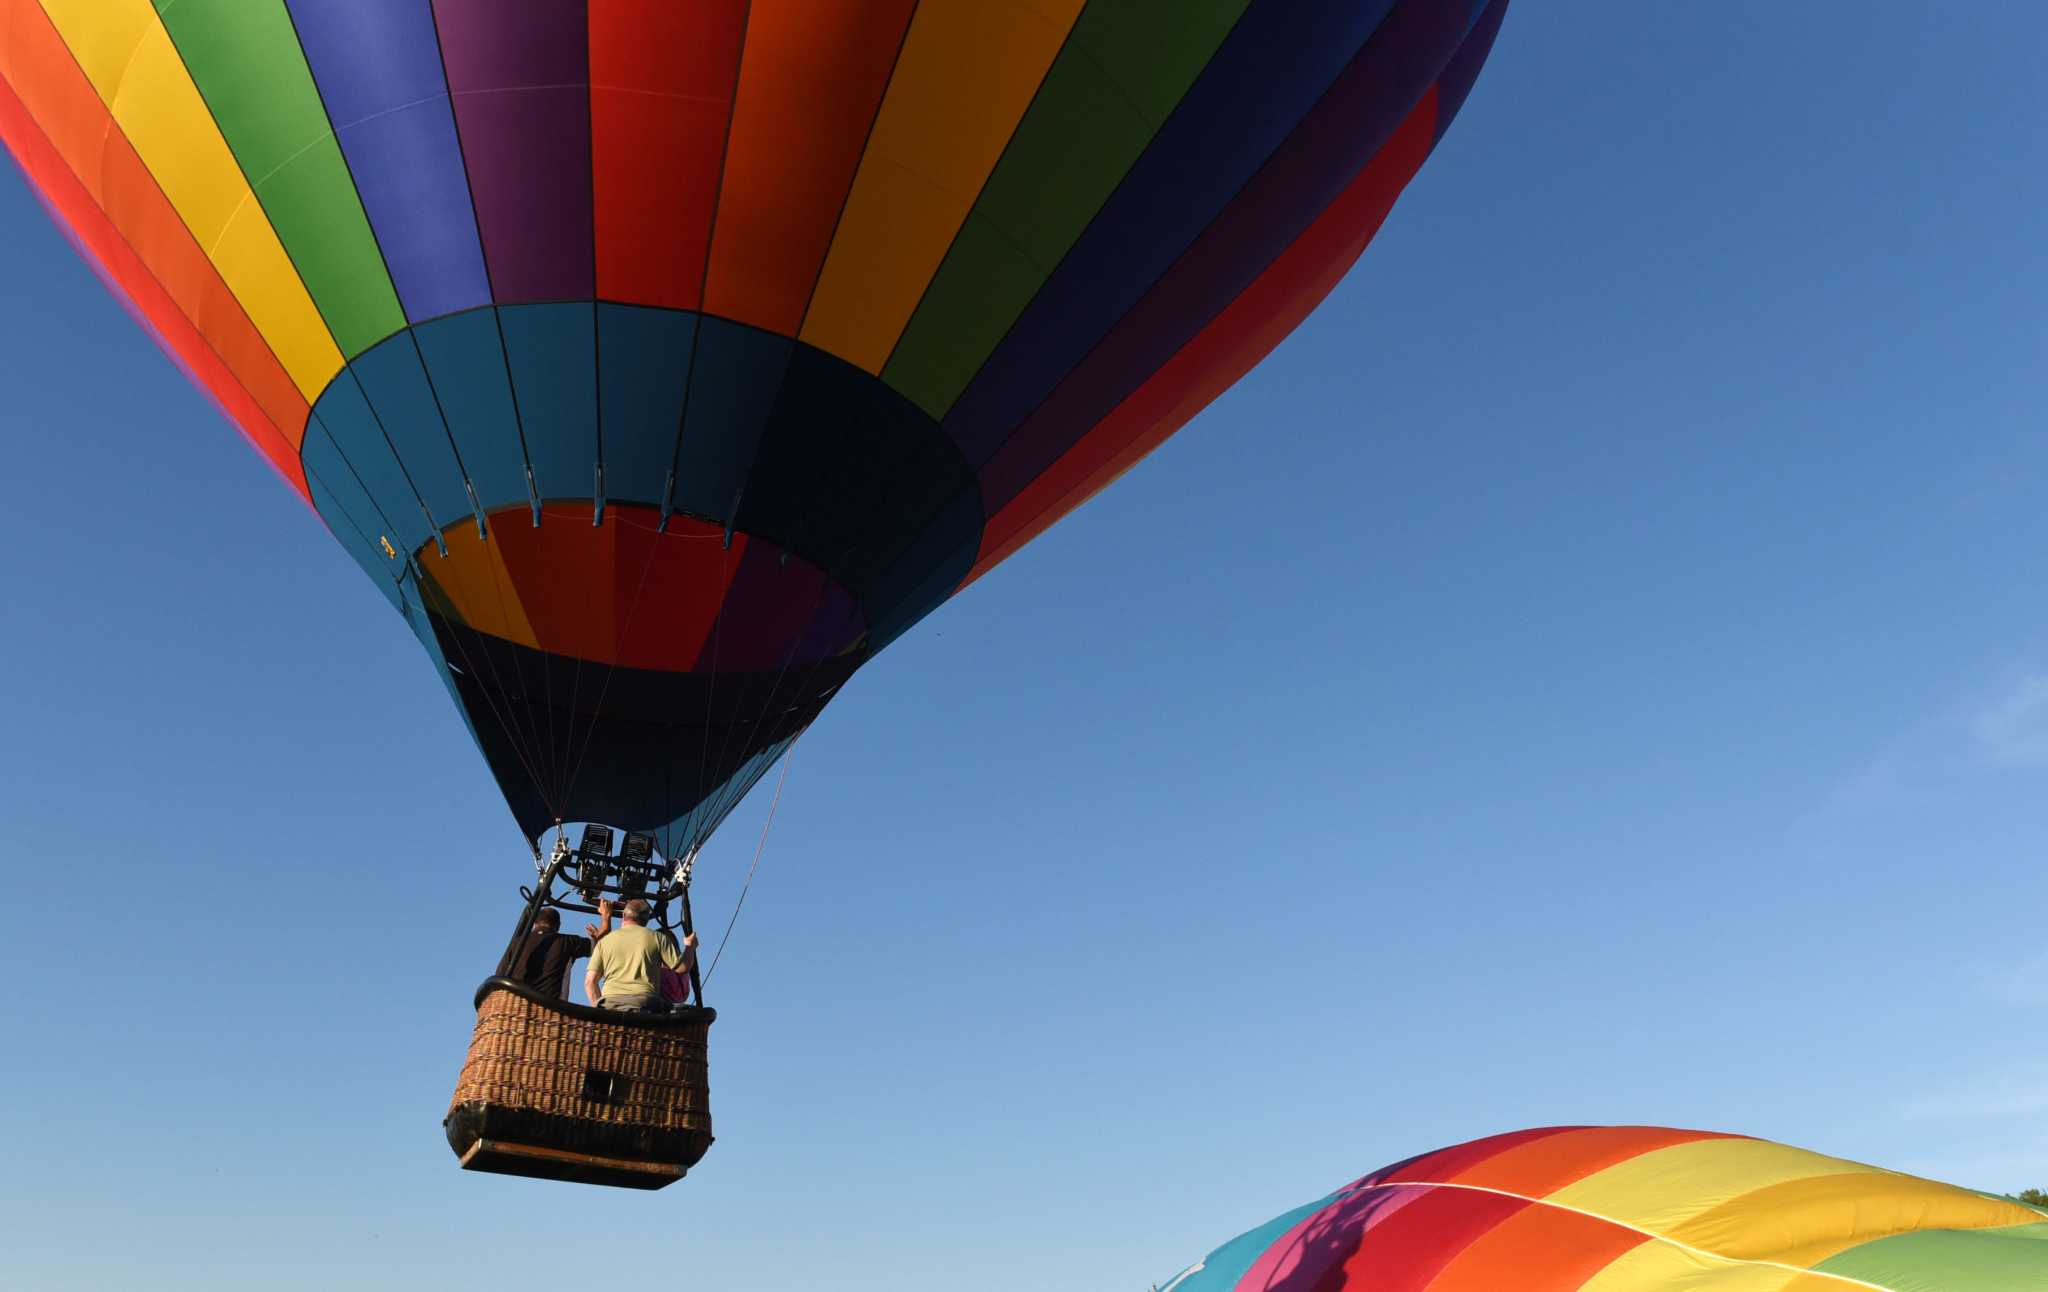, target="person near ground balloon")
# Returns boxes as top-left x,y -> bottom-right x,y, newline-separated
498,899 -> 613,998
585,898 -> 698,1012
